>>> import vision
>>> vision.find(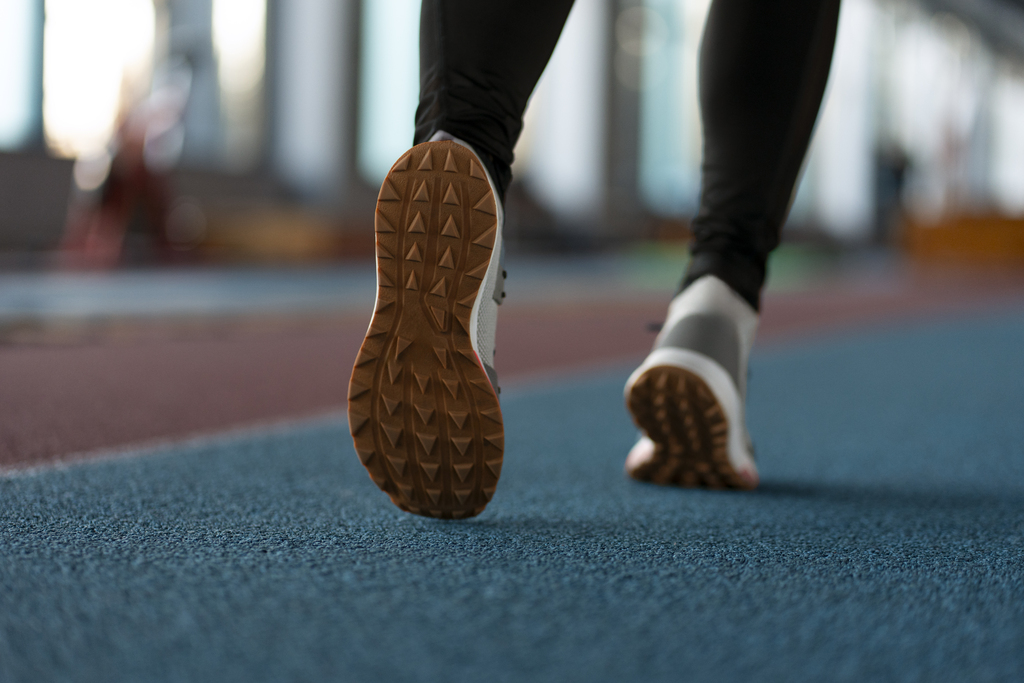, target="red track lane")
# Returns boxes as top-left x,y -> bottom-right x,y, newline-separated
3,269 -> 1023,470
